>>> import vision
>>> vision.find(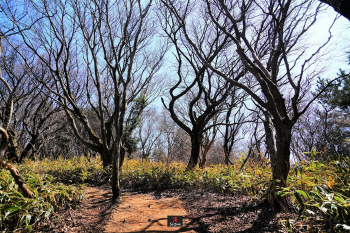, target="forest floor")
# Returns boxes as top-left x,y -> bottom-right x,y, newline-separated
50,185 -> 318,233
